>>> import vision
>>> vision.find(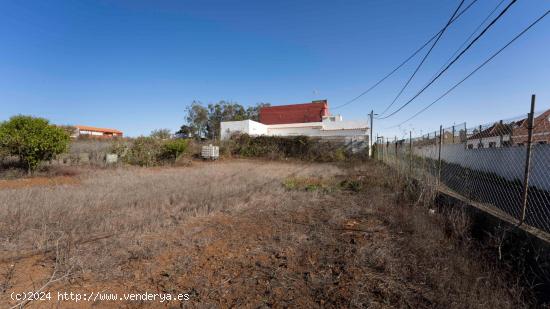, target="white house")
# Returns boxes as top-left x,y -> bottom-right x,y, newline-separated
466,122 -> 513,149
220,115 -> 369,151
